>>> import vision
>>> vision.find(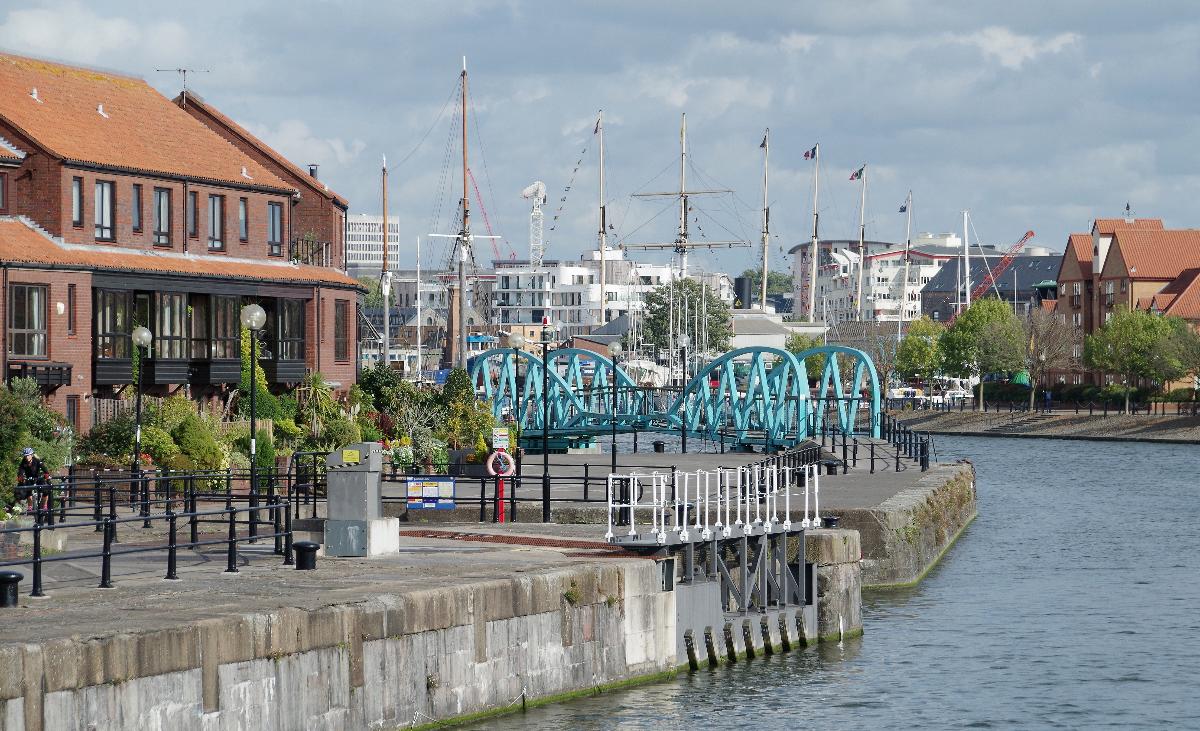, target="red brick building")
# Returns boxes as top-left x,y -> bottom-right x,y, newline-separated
0,52 -> 361,431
